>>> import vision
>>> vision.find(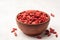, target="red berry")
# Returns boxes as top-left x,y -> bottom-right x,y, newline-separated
45,30 -> 49,33
27,16 -> 31,19
50,28 -> 54,33
51,13 -> 55,17
35,36 -> 42,39
11,30 -> 15,33
32,21 -> 36,24
53,32 -> 57,34
27,20 -> 32,24
14,32 -> 17,36
35,12 -> 40,17
11,28 -> 17,33
55,34 -> 58,37
48,33 -> 51,37
13,28 -> 17,30
17,10 -> 49,24
32,20 -> 39,24
45,30 -> 50,35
